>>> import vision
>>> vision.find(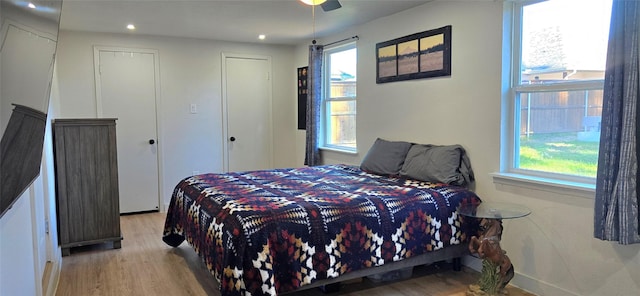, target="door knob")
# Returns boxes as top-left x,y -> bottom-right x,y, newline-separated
149,139 -> 155,145
229,137 -> 236,142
